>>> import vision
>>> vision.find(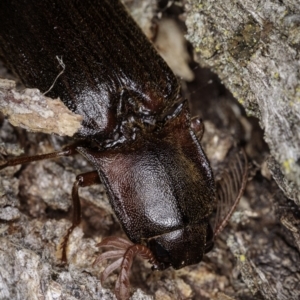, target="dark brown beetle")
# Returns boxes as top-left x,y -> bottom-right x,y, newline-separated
0,1 -> 247,299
